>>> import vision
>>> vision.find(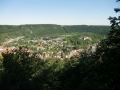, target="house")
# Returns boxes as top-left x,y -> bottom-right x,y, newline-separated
91,46 -> 96,53
83,37 -> 92,41
0,47 -> 15,53
37,46 -> 45,51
